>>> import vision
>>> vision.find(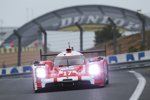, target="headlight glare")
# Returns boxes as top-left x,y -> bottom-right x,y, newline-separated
36,67 -> 46,78
88,64 -> 101,75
